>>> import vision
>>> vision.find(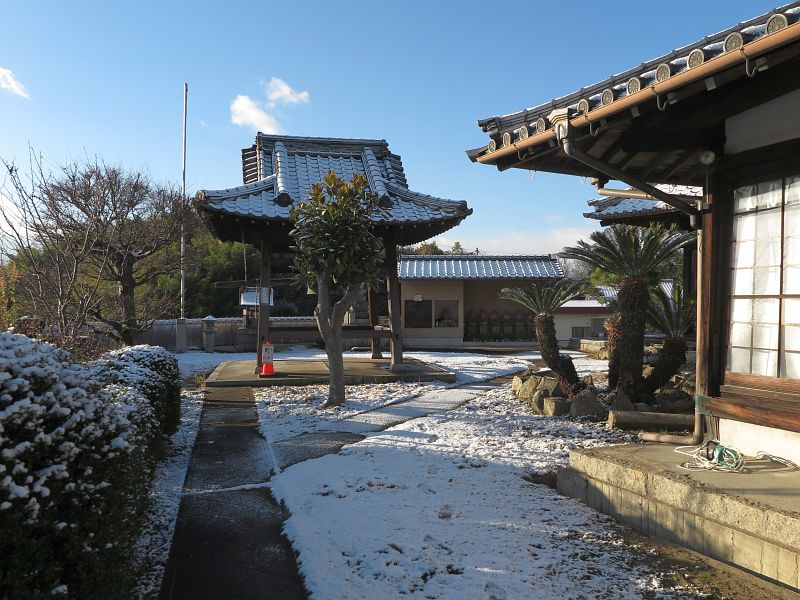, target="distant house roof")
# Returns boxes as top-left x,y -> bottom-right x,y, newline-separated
196,134 -> 472,247
554,299 -> 614,315
596,280 -> 675,302
399,255 -> 563,280
585,185 -> 702,224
